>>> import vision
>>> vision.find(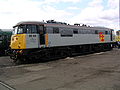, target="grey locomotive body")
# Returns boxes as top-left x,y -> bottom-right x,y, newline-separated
45,23 -> 114,47
10,20 -> 115,63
